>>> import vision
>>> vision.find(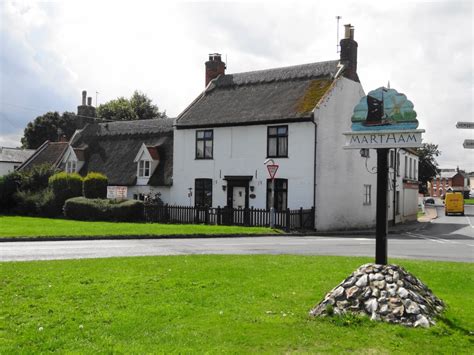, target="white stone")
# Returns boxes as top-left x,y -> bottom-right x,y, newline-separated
333,286 -> 344,298
365,298 -> 378,313
374,273 -> 385,281
355,274 -> 368,287
397,287 -> 409,298
414,315 -> 430,328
